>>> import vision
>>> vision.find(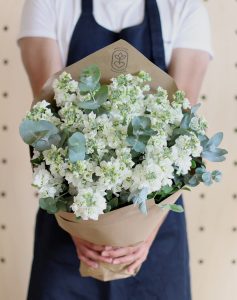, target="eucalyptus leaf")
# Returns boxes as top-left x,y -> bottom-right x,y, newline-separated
126,136 -> 146,153
202,151 -> 226,162
39,197 -> 58,214
182,186 -> 191,192
191,103 -> 201,114
78,100 -> 100,110
202,172 -> 212,186
129,187 -> 149,215
94,85 -> 108,104
19,119 -> 61,151
180,113 -> 192,129
68,132 -> 86,163
159,203 -> 184,213
206,132 -> 223,148
188,175 -> 200,187
79,65 -> 101,92
212,170 -> 222,182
